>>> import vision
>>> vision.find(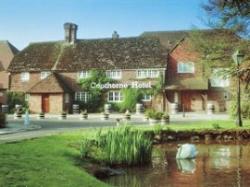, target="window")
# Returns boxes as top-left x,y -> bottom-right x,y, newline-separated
108,91 -> 123,102
177,62 -> 195,73
77,71 -> 89,80
136,69 -> 160,79
75,92 -> 88,103
142,94 -> 152,102
106,70 -> 122,79
210,68 -> 230,87
20,72 -> 30,82
41,71 -> 51,80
